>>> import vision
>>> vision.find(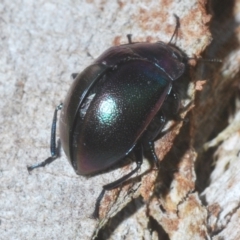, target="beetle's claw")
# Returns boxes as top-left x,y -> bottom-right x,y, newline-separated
27,165 -> 34,173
